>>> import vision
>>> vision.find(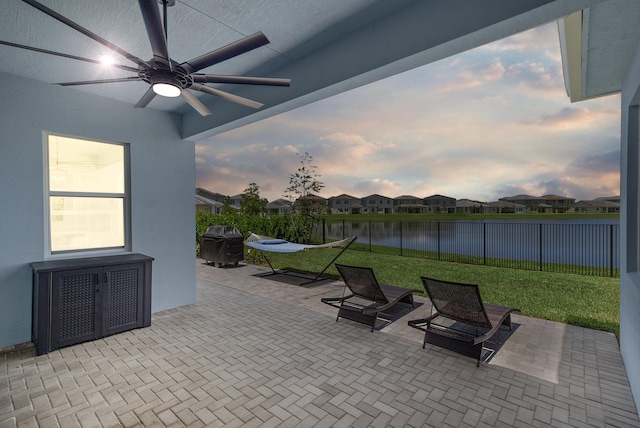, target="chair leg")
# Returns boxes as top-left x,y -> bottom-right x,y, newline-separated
502,314 -> 513,330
